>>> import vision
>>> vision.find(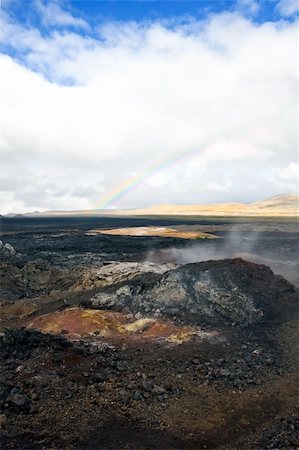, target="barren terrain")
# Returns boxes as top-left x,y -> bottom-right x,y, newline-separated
13,194 -> 299,218
86,226 -> 218,240
121,194 -> 299,217
0,215 -> 298,449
